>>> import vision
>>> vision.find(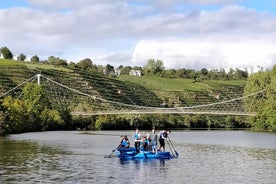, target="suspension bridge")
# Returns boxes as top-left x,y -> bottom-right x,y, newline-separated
0,74 -> 265,116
